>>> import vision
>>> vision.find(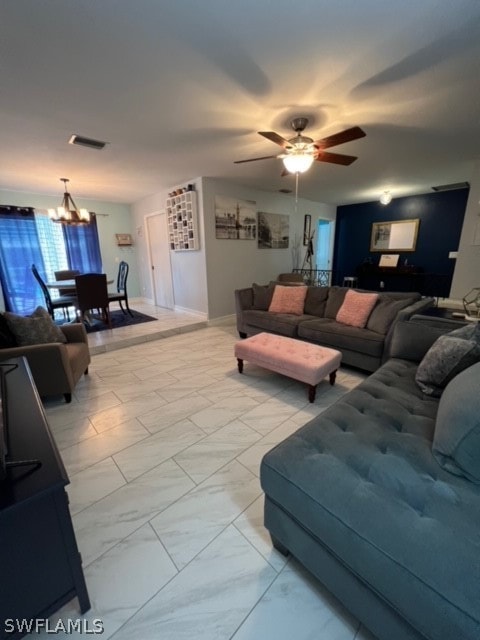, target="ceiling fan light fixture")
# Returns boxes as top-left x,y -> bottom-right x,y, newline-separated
48,178 -> 92,225
282,151 -> 315,174
380,190 -> 392,205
